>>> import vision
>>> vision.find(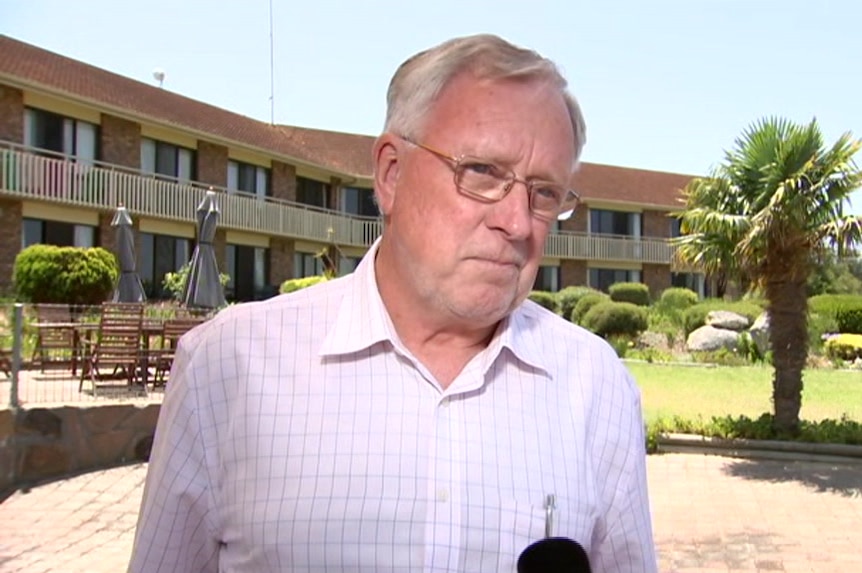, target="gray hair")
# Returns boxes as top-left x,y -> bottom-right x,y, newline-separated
384,34 -> 586,163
